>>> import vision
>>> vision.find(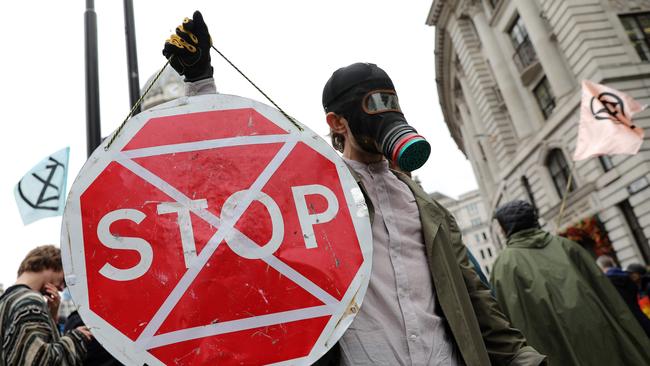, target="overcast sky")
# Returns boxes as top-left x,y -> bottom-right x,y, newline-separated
0,1 -> 477,287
